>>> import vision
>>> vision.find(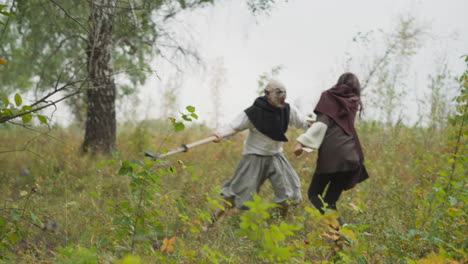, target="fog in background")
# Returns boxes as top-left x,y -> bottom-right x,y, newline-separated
50,0 -> 468,128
